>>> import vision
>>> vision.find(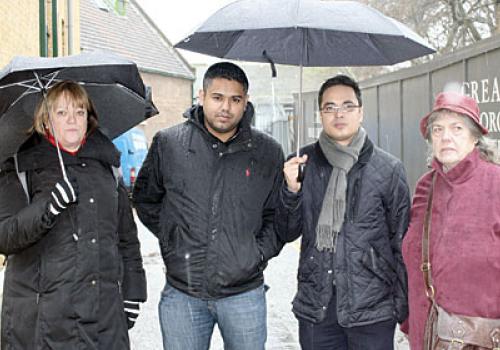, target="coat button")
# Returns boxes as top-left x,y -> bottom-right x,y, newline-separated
328,270 -> 333,274
219,152 -> 223,157
212,143 -> 218,149
91,238 -> 96,244
91,280 -> 96,286
322,306 -> 327,310
89,198 -> 94,203
81,163 -> 86,167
